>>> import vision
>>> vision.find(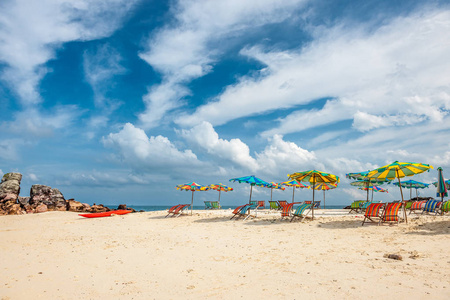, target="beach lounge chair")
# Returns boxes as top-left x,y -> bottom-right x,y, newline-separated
313,201 -> 321,209
409,200 -> 426,214
380,202 -> 403,225
204,201 -> 213,209
278,200 -> 288,210
211,201 -> 220,209
166,204 -> 191,218
230,204 -> 249,220
269,201 -> 279,210
290,203 -> 312,222
438,201 -> 450,214
361,203 -> 385,226
234,203 -> 261,220
349,200 -> 364,213
280,202 -> 299,219
257,201 -> 265,209
422,199 -> 440,214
